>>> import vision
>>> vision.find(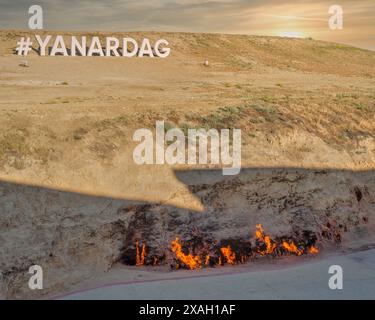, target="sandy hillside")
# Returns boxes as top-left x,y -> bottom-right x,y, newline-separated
0,30 -> 374,205
0,30 -> 375,299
